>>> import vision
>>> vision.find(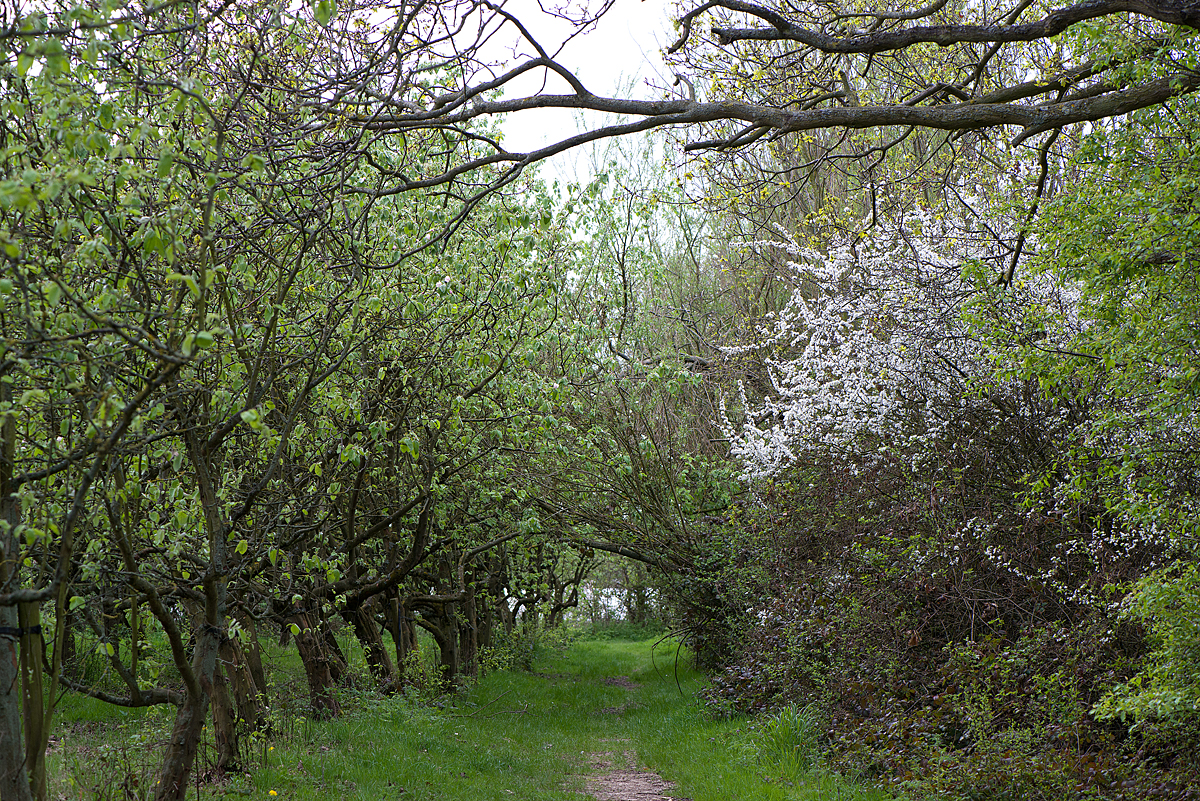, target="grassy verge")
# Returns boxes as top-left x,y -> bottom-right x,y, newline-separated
51,634 -> 895,801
